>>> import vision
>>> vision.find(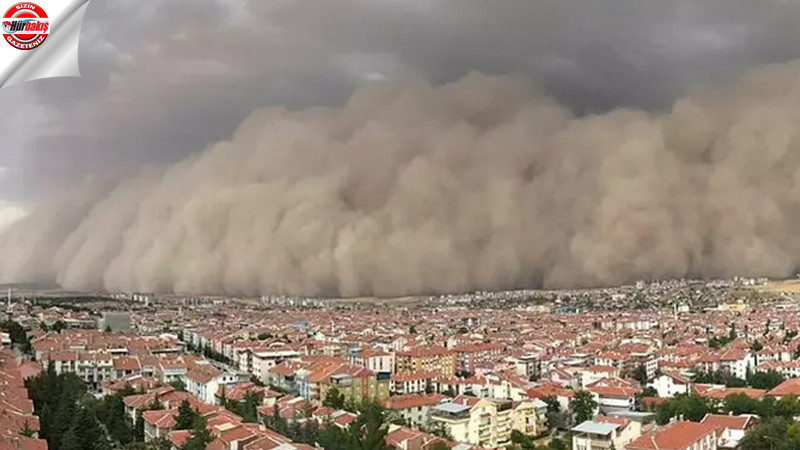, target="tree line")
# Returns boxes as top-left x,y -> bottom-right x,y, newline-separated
25,364 -> 201,450
691,369 -> 786,390
648,392 -> 800,450
1,319 -> 32,354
